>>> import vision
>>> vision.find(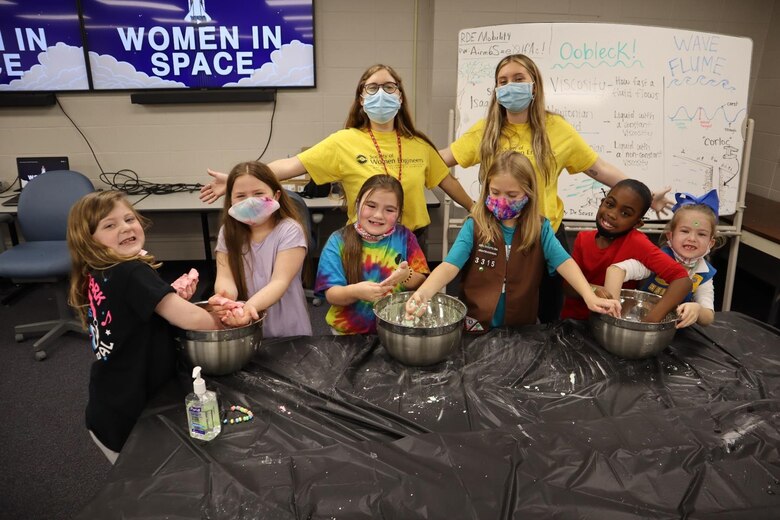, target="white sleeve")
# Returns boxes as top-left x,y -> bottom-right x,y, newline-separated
611,259 -> 652,281
693,278 -> 715,310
